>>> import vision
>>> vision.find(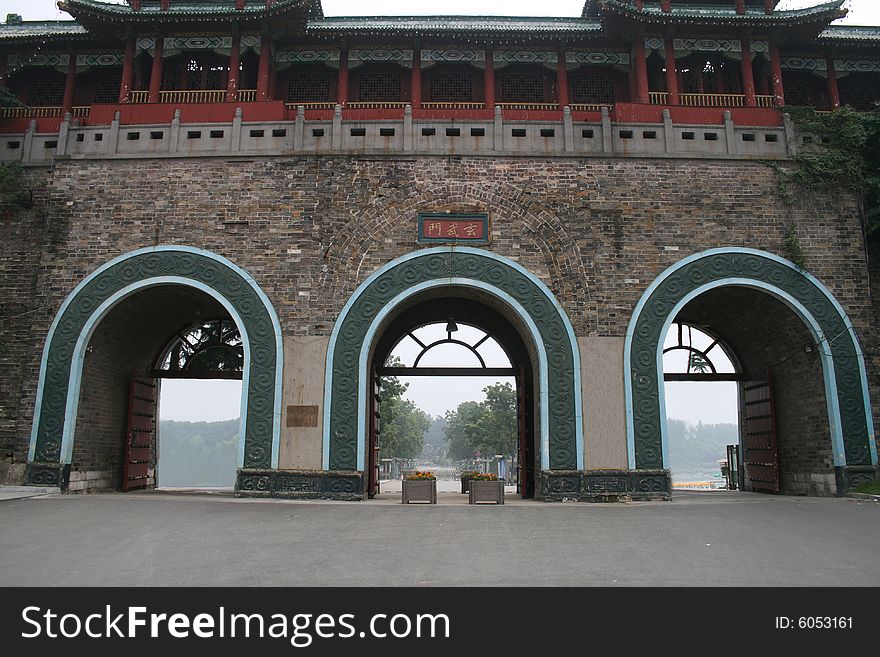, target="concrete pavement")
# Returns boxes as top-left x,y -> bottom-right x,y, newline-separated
1,490 -> 878,586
